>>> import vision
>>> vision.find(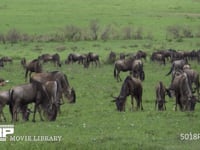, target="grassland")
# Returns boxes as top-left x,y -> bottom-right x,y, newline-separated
0,0 -> 200,149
